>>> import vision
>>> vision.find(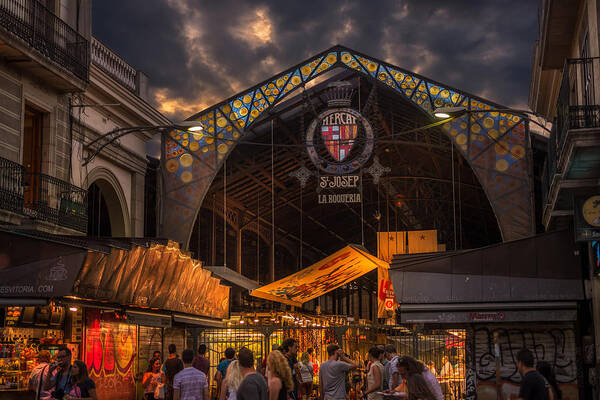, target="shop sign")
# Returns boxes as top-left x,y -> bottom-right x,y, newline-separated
125,311 -> 172,328
401,309 -> 576,324
574,194 -> 600,241
0,252 -> 86,298
306,107 -> 371,205
317,175 -> 361,204
468,312 -> 505,321
378,266 -> 396,317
